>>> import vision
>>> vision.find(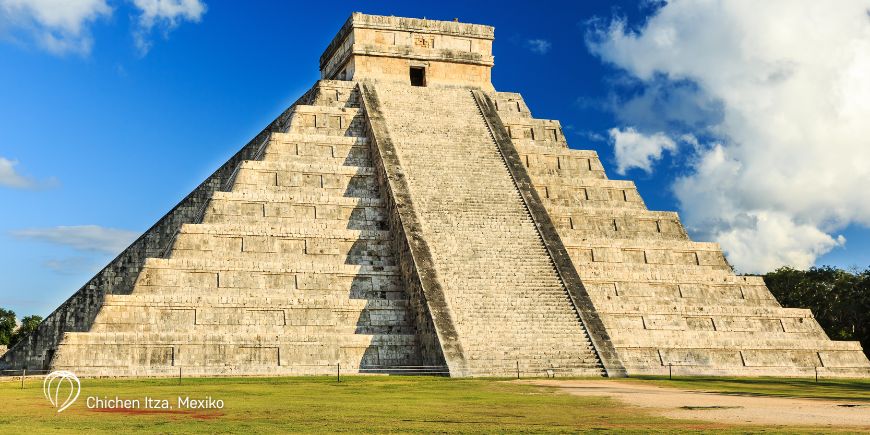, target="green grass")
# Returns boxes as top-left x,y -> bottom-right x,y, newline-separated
629,376 -> 870,402
0,375 -> 865,433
